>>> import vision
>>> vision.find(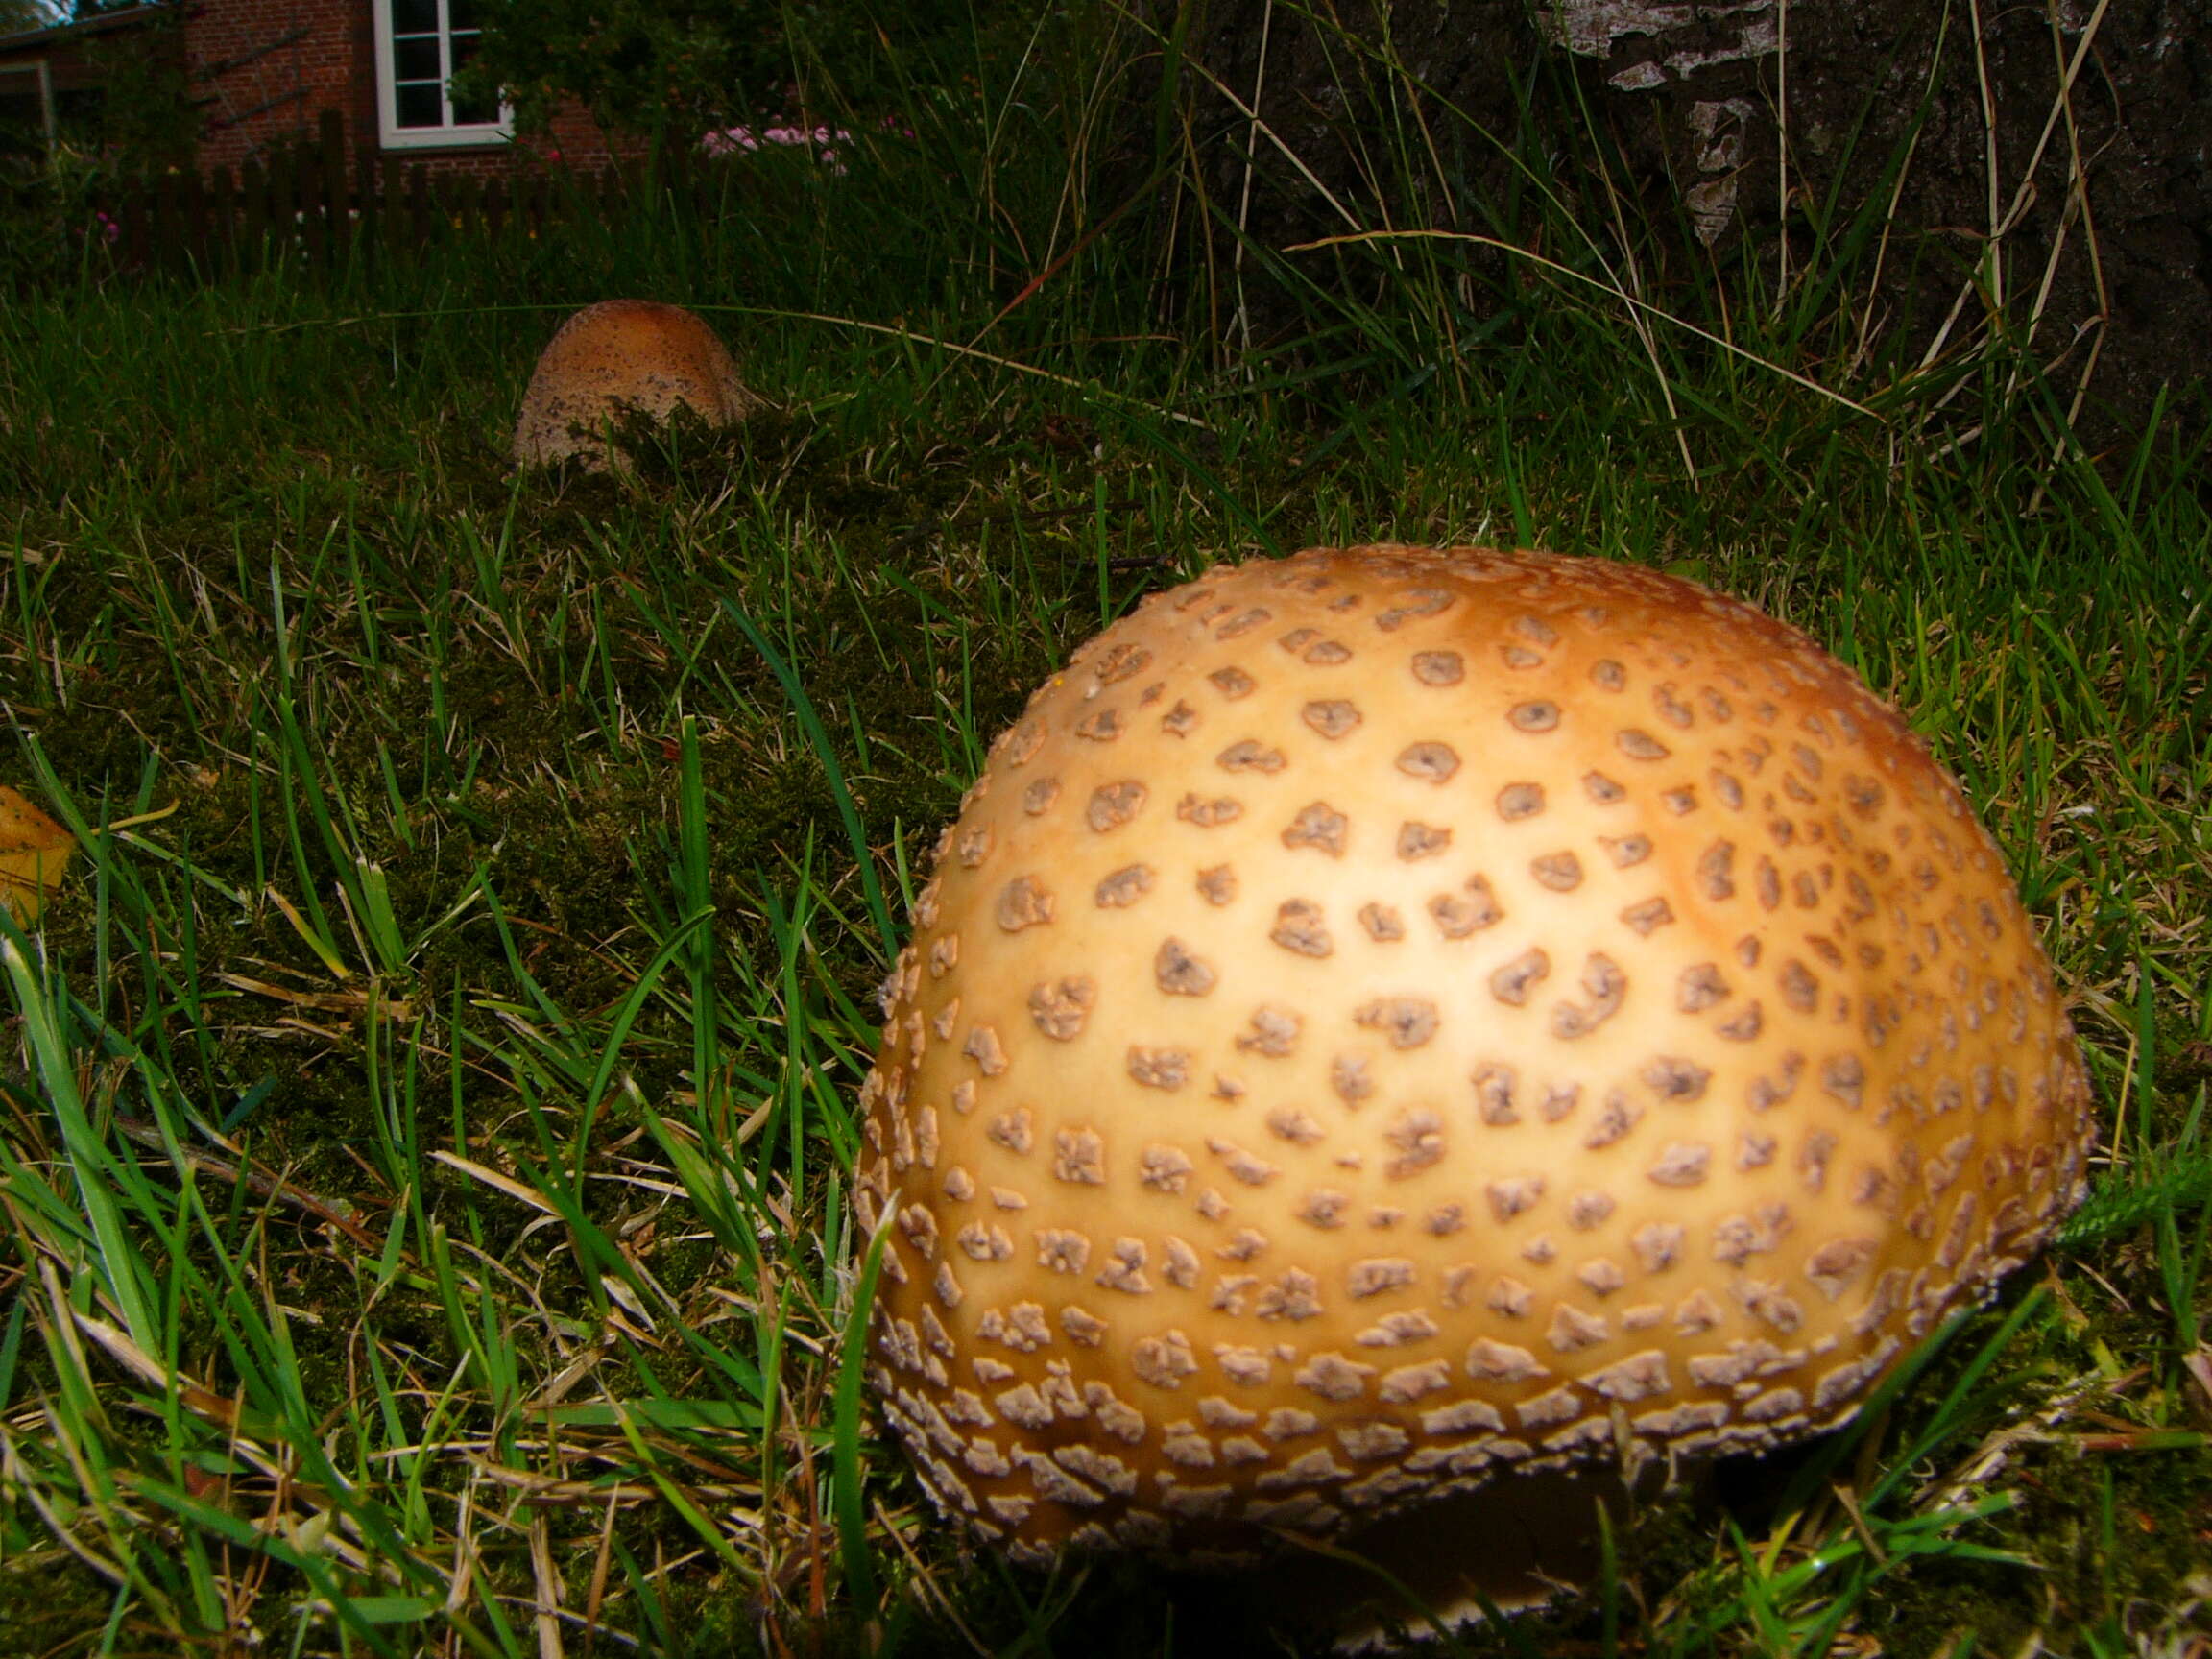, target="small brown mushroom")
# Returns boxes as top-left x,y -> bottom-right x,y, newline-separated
512,300 -> 757,470
854,544 -> 2094,1576
0,785 -> 73,925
